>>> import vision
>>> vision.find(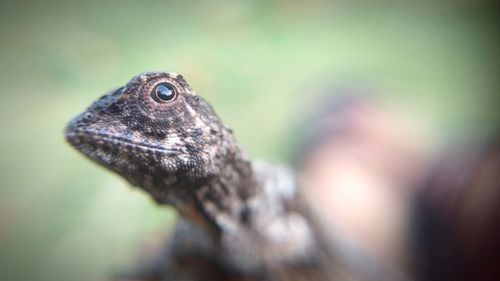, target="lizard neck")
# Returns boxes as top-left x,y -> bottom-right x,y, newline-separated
180,143 -> 259,238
